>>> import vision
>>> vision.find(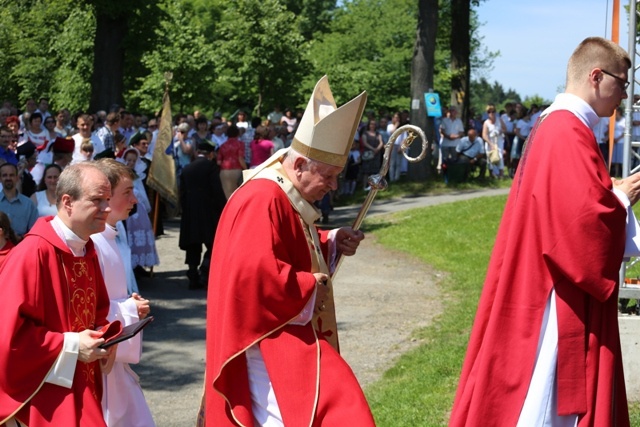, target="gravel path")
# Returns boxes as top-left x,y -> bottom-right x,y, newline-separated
135,188 -> 509,426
